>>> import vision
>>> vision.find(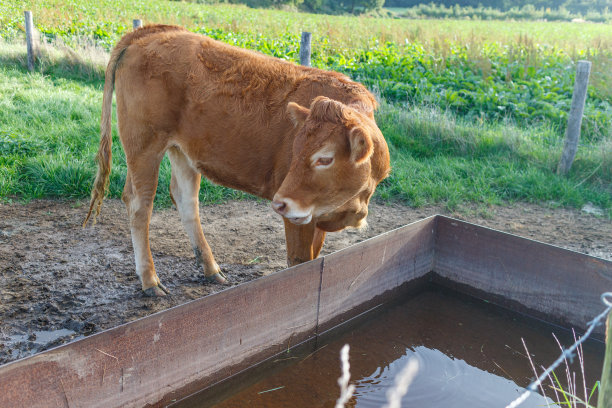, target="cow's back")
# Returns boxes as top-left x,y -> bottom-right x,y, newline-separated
116,26 -> 374,122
